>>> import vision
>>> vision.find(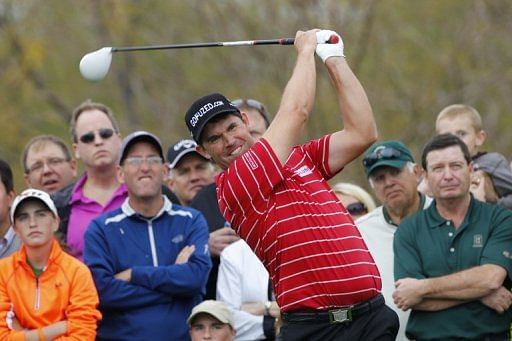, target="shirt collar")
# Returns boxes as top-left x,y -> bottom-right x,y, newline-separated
3,226 -> 15,243
426,194 -> 476,229
121,195 -> 172,220
70,173 -> 127,205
